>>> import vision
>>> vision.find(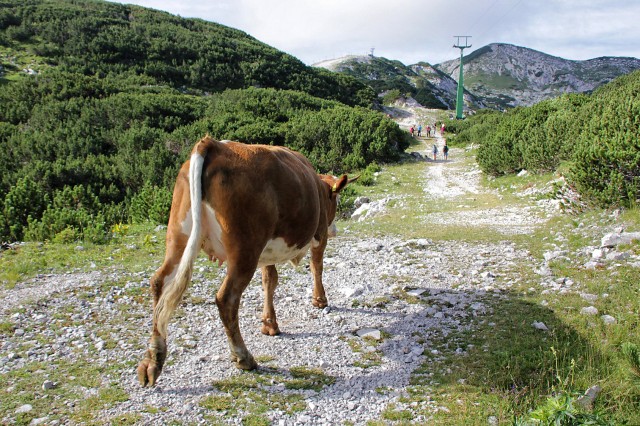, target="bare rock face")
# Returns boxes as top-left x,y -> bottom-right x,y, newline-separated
435,43 -> 640,109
